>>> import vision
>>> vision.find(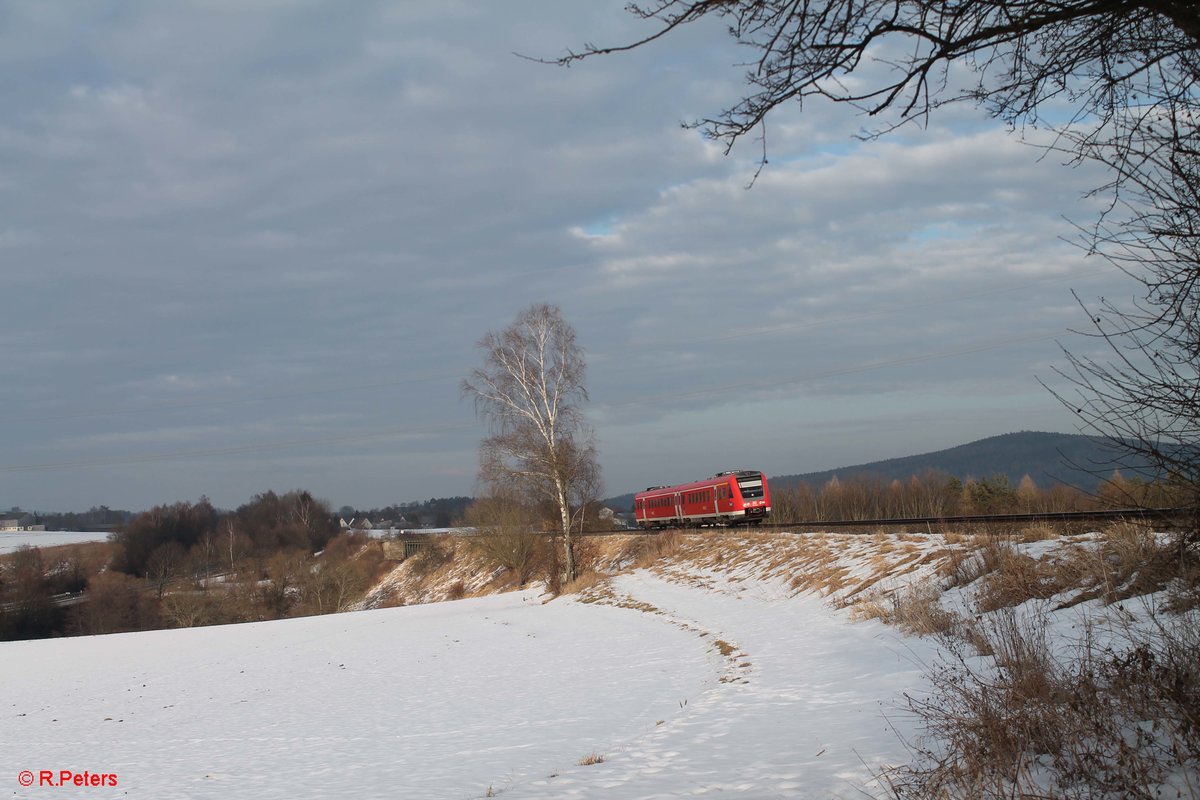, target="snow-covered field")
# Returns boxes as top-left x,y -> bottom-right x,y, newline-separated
0,566 -> 935,799
0,530 -> 109,555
